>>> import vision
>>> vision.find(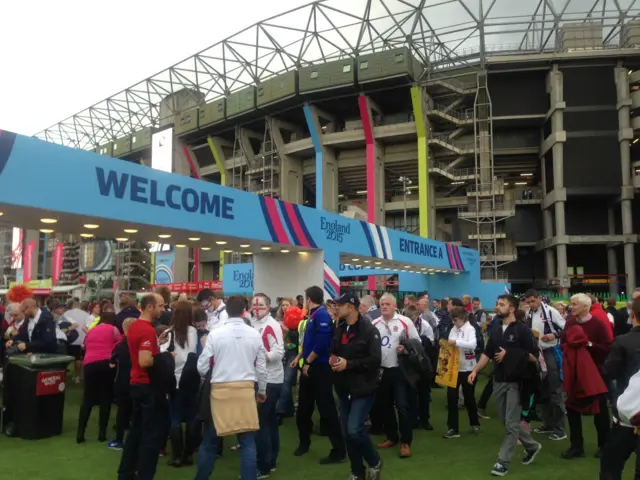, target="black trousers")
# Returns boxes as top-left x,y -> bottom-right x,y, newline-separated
379,367 -> 413,445
77,360 -> 115,440
600,423 -> 640,480
567,395 -> 610,451
296,362 -> 345,456
117,384 -> 169,480
408,377 -> 431,427
478,376 -> 493,410
114,393 -> 132,444
447,371 -> 480,432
